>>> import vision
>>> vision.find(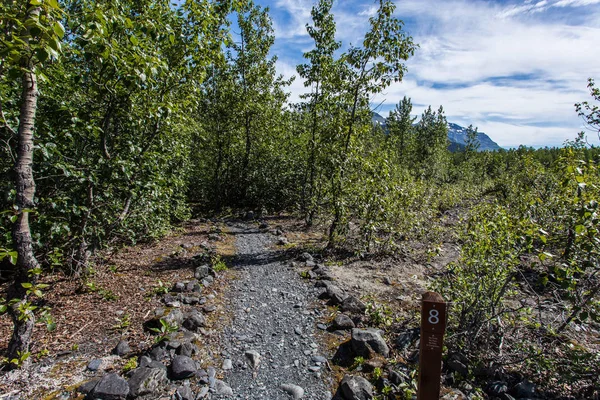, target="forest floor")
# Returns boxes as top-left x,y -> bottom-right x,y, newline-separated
0,215 -> 457,399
